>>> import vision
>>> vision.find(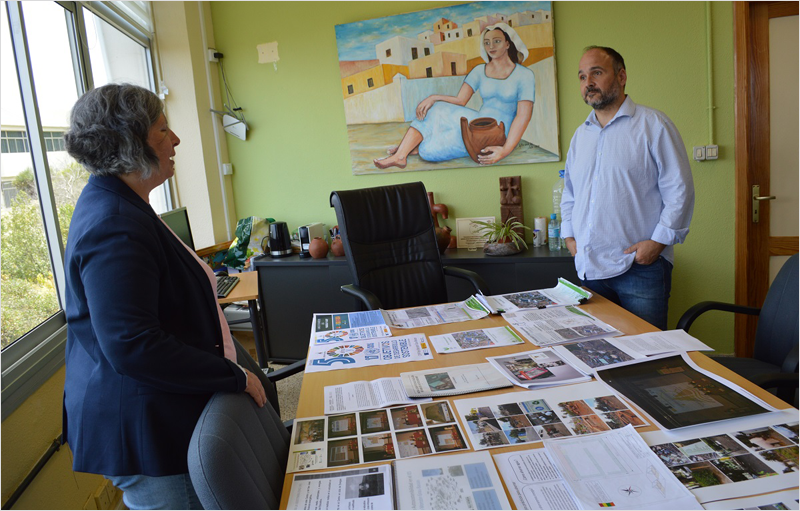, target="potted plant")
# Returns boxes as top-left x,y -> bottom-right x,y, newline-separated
471,217 -> 530,256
